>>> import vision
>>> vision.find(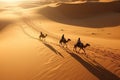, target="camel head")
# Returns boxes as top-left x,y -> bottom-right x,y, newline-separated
84,43 -> 90,48
67,38 -> 71,42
